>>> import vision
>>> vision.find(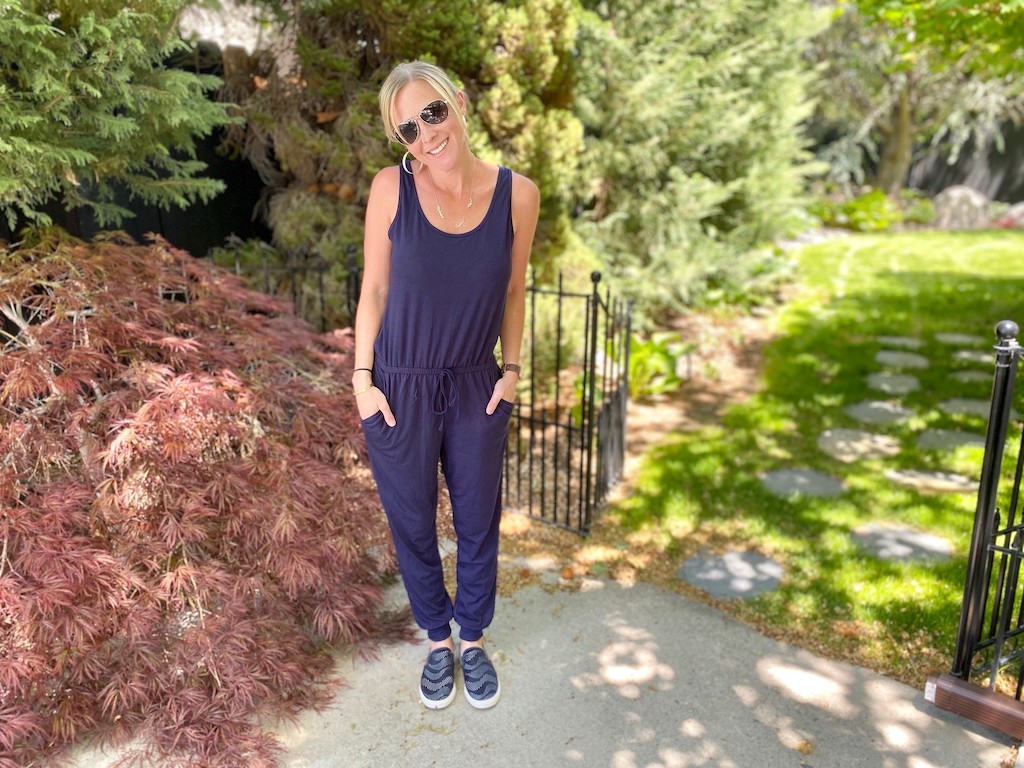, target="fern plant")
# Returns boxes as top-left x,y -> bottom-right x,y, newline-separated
0,229 -> 410,767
